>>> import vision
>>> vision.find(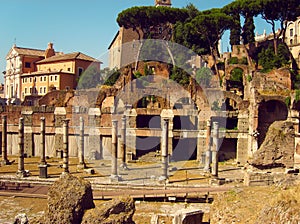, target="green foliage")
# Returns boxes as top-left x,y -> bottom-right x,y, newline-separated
258,44 -> 290,72
169,66 -> 190,87
228,57 -> 248,65
77,65 -> 101,89
144,64 -> 153,76
242,16 -> 255,44
195,67 -> 213,86
211,100 -> 221,111
103,69 -> 121,86
285,96 -> 291,107
117,6 -> 188,39
246,74 -> 252,82
228,57 -> 239,64
240,57 -> 248,65
295,90 -> 300,102
174,8 -> 233,58
133,71 -> 142,79
230,68 -> 243,82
